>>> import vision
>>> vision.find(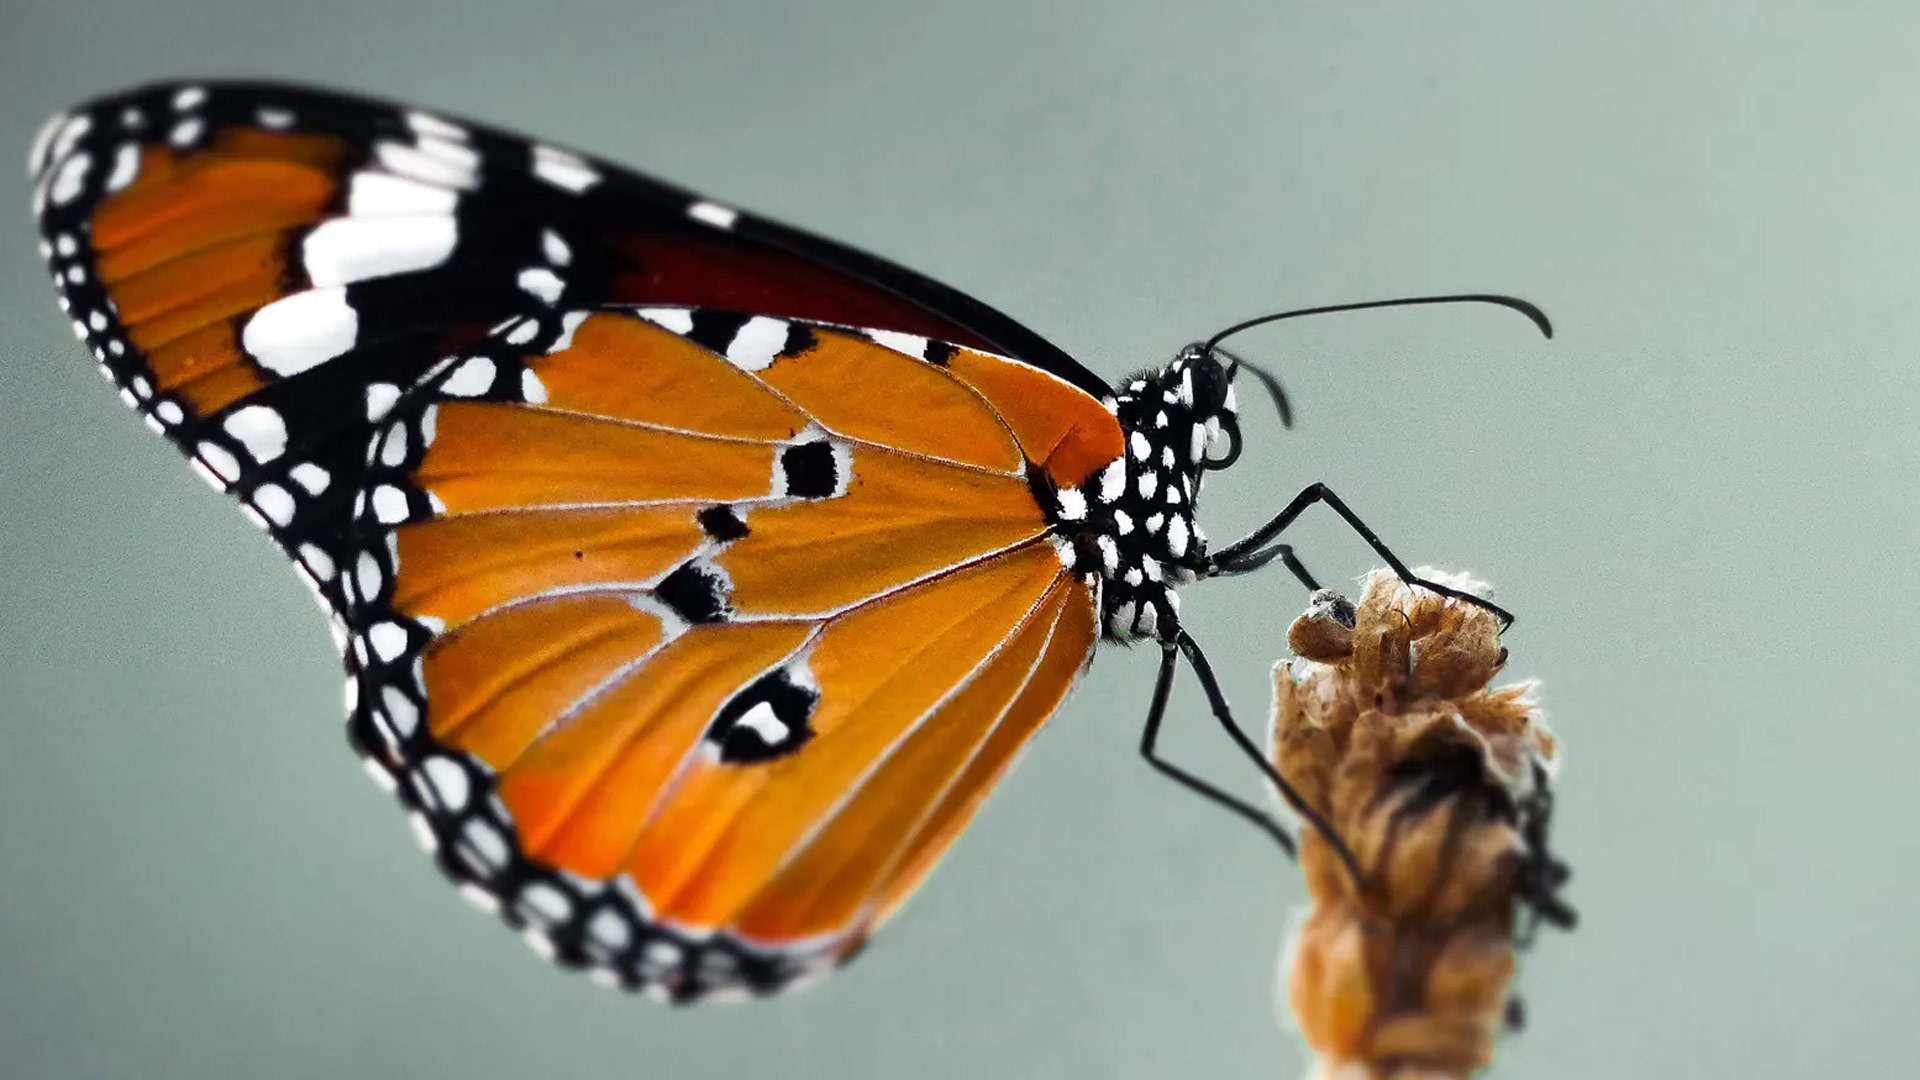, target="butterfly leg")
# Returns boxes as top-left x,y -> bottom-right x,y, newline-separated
1172,630 -> 1362,884
1216,541 -> 1323,591
1139,640 -> 1297,856
1206,481 -> 1513,628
